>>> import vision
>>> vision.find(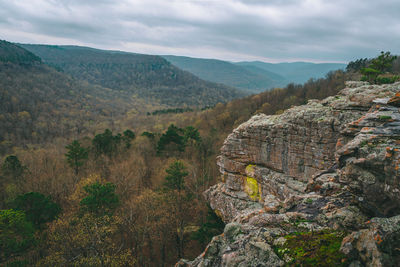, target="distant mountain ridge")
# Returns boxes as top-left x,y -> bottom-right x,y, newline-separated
236,61 -> 346,85
163,55 -> 286,93
0,40 -> 41,65
163,55 -> 346,93
20,44 -> 245,107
